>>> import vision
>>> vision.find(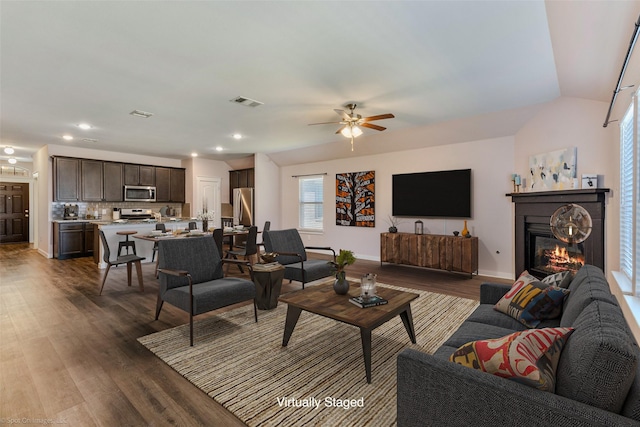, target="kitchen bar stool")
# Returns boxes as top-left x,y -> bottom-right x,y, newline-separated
117,230 -> 138,256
